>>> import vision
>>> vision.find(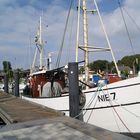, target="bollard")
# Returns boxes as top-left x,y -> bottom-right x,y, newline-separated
4,73 -> 9,93
68,62 -> 80,119
14,71 -> 19,97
